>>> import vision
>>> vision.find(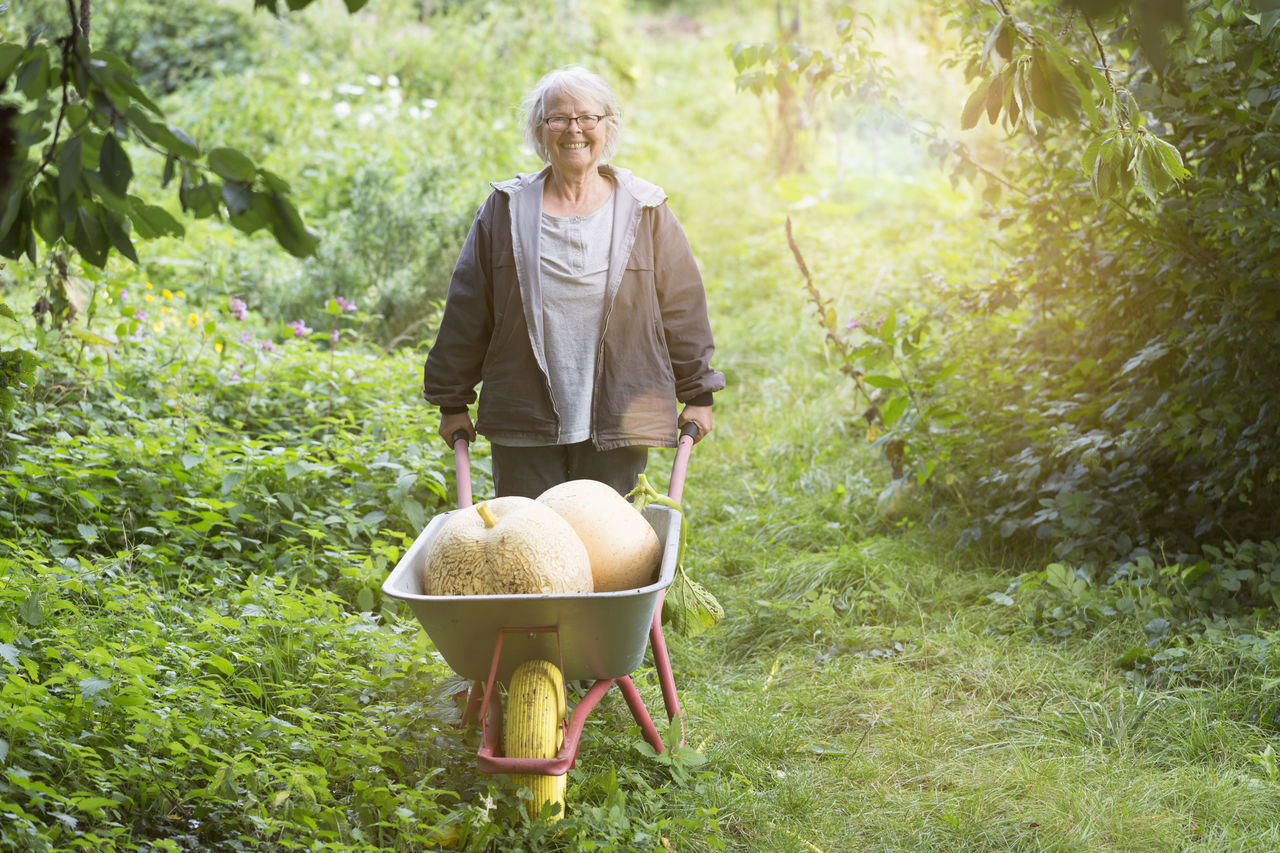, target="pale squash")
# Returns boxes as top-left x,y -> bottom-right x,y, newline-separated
420,496 -> 593,596
537,479 -> 662,592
